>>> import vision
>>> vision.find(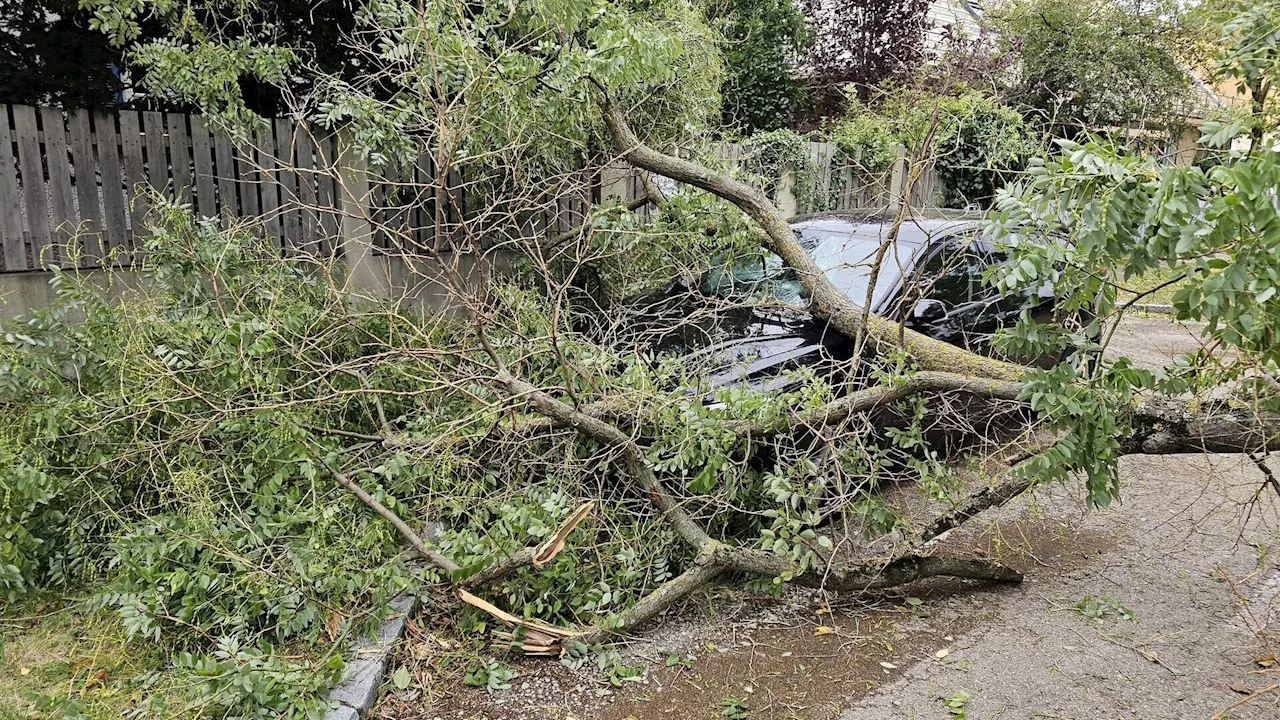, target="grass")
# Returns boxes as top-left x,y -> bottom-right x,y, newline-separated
0,596 -> 175,719
1115,265 -> 1191,307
